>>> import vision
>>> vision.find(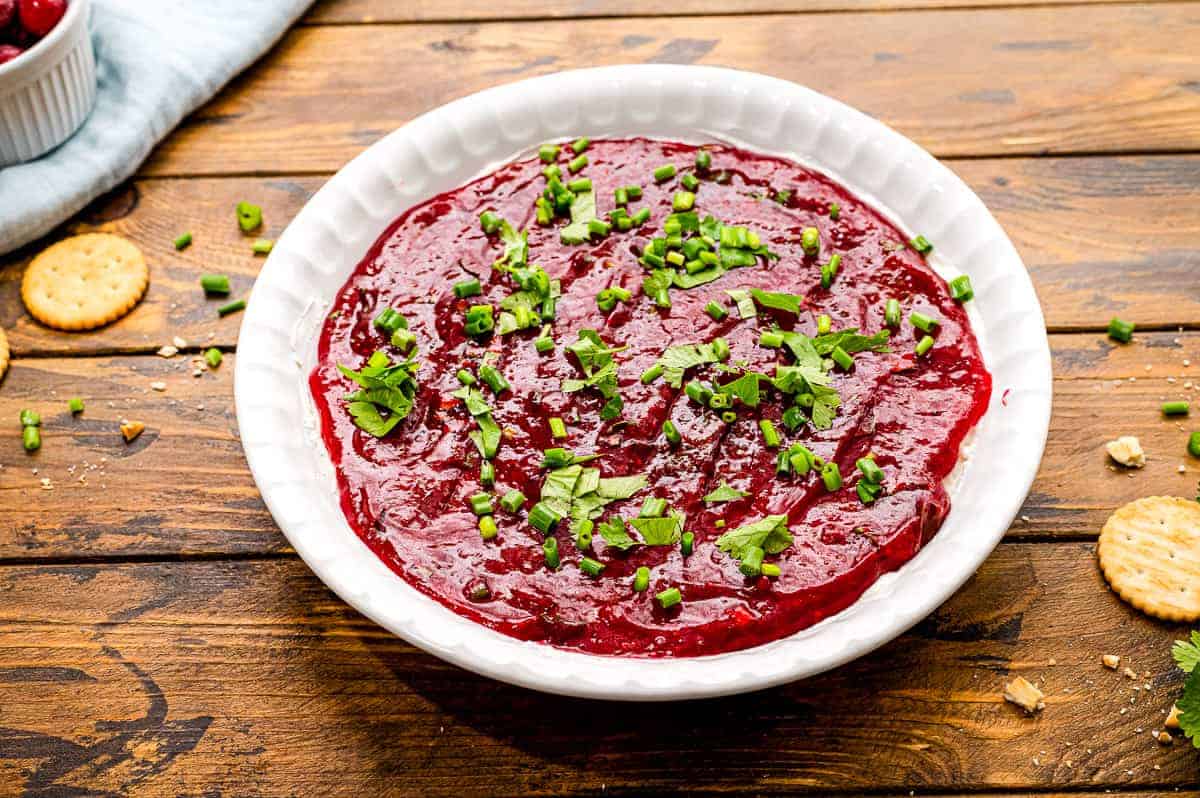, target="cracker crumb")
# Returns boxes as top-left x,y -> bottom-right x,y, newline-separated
1123,667 -> 1137,680
39,477 -> 52,490
150,381 -> 167,392
156,345 -> 178,358
1166,704 -> 1182,729
120,421 -> 145,443
1102,654 -> 1120,669
1105,436 -> 1146,468
173,336 -> 188,349
1156,730 -> 1172,745
1004,676 -> 1045,713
